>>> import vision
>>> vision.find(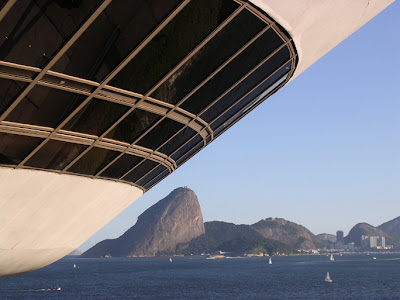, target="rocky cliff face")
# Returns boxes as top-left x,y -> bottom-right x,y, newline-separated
82,187 -> 205,257
251,218 -> 325,250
